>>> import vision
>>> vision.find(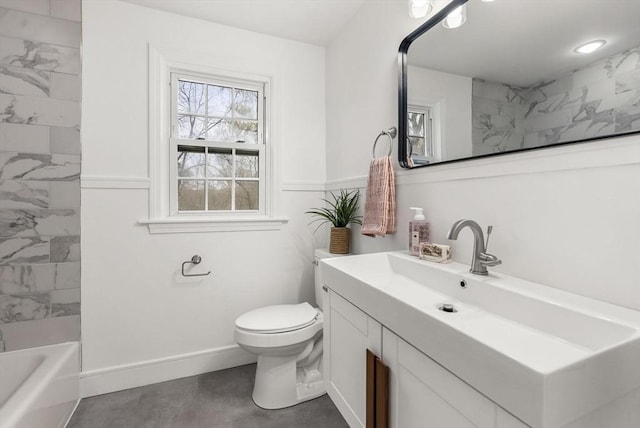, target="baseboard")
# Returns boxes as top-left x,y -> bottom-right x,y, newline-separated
79,345 -> 256,398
